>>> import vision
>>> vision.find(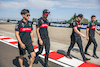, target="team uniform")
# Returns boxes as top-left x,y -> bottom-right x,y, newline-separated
67,20 -> 87,61
36,17 -> 50,65
85,22 -> 98,58
15,20 -> 34,55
